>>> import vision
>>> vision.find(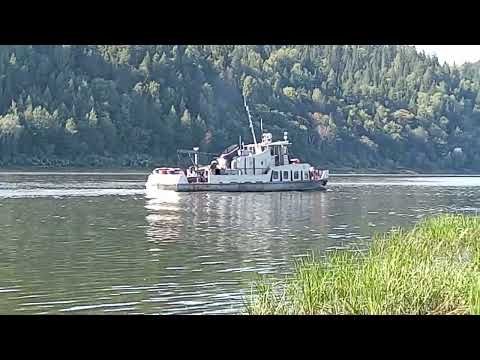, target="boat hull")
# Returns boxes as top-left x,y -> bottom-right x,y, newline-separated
147,181 -> 327,192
